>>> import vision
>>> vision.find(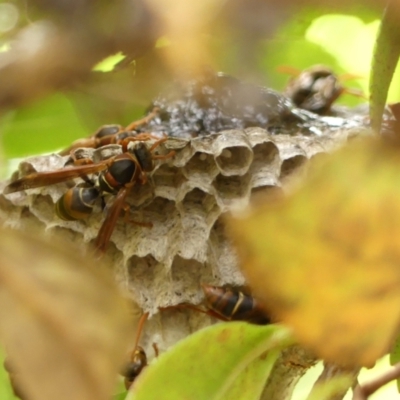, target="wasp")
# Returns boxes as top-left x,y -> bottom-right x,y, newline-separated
121,312 -> 159,390
279,64 -> 365,115
201,284 -> 271,325
59,108 -> 160,156
4,136 -> 174,253
162,285 -> 271,325
122,346 -> 148,390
